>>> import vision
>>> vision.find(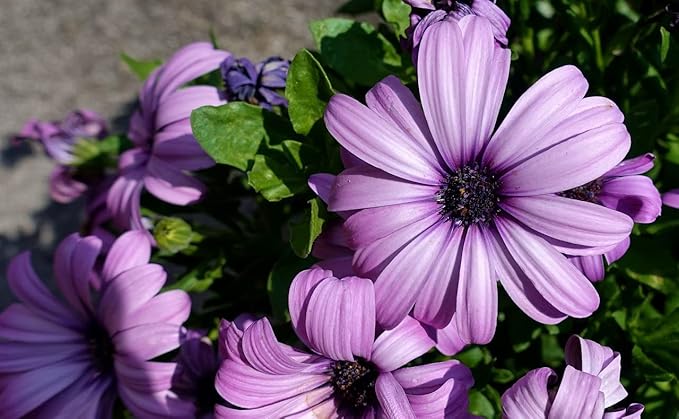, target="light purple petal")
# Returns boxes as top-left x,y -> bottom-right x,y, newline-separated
603,404 -> 645,419
118,384 -> 195,418
604,237 -> 630,265
215,386 -> 335,418
471,0 -> 511,45
413,226 -> 463,328
241,318 -> 310,374
501,194 -> 633,248
144,156 -> 206,205
288,268 -> 333,348
500,123 -> 631,196
304,276 -> 376,361
215,359 -> 328,408
0,341 -> 85,372
113,323 -> 184,361
374,221 -> 449,329
483,65 -> 588,172
376,372 -> 416,419
495,217 -> 600,318
663,189 -> 679,209
434,316 -> 469,356
325,94 -> 442,184
394,360 -> 473,394
101,230 -> 151,282
365,76 -> 442,169
329,166 -> 438,212
115,358 -> 178,392
606,153 -> 655,177
417,19 -> 466,169
153,131 -> 214,171
53,234 -> 101,317
569,255 -> 606,282
155,86 -> 225,129
0,304 -> 82,343
599,176 -> 662,223
116,290 -> 191,331
548,366 -> 604,419
49,167 -> 87,203
32,372 -> 113,419
484,226 -> 567,324
371,316 -> 435,372
308,173 -> 336,204
502,367 -> 556,418
219,314 -> 258,363
106,168 -> 146,231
